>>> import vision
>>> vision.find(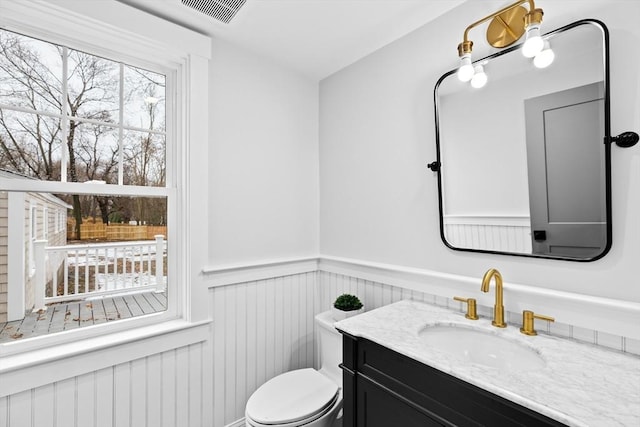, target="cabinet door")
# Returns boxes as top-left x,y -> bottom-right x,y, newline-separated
357,376 -> 445,427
